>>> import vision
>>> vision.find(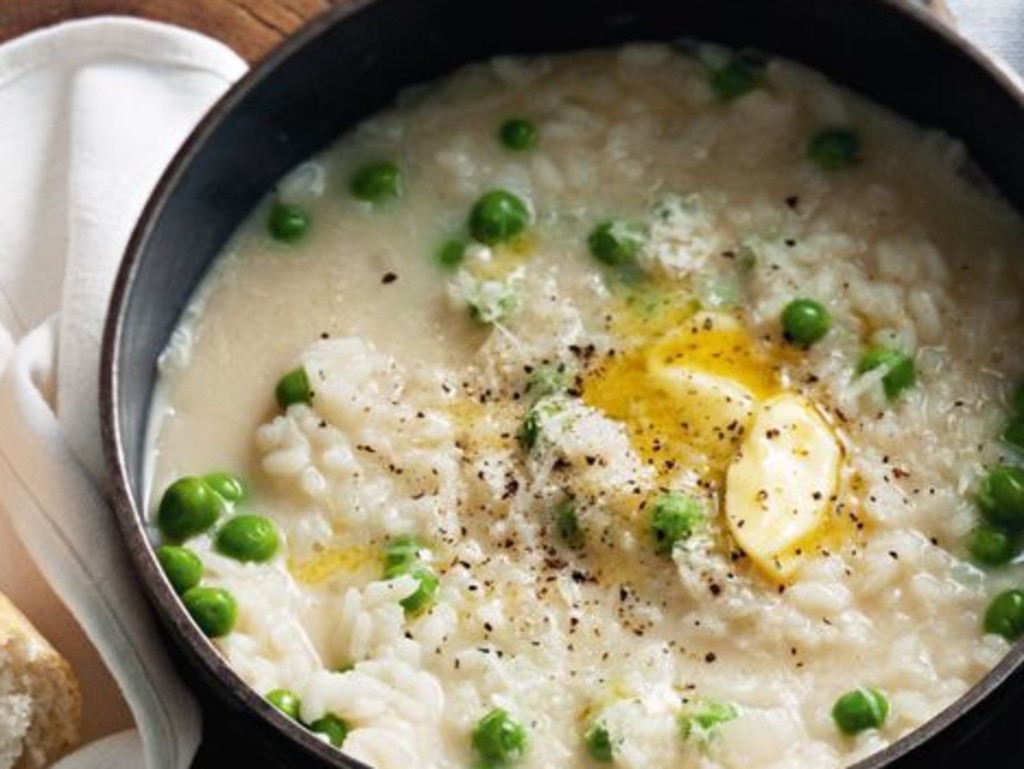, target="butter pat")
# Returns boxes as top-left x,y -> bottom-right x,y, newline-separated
648,365 -> 756,467
725,394 -> 841,579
